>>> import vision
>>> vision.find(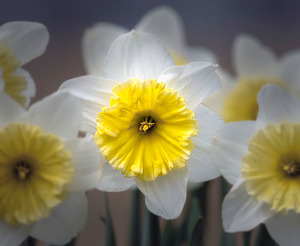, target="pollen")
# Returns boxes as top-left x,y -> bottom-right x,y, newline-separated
0,123 -> 73,225
139,117 -> 155,135
242,122 -> 300,213
14,161 -> 31,181
95,78 -> 198,181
